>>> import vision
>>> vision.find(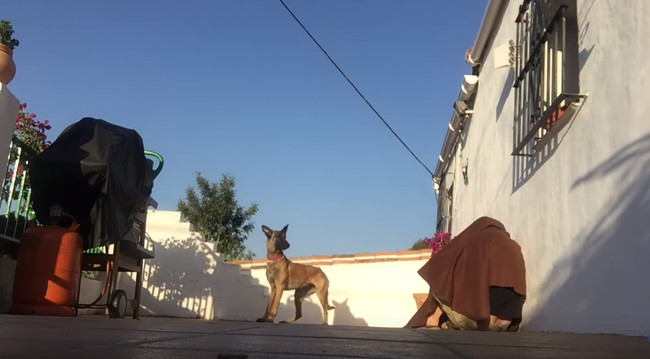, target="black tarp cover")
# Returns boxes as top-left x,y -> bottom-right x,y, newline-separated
29,118 -> 154,249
